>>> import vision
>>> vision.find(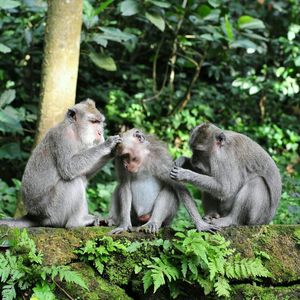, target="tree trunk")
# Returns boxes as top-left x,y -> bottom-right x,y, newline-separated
36,0 -> 83,143
15,0 -> 83,217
